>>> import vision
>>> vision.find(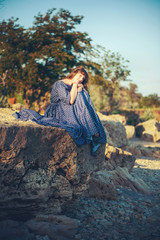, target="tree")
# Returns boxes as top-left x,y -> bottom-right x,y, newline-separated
0,17 -> 28,97
110,82 -> 143,110
0,8 -> 92,107
85,45 -> 131,112
138,94 -> 160,108
100,48 -> 131,111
